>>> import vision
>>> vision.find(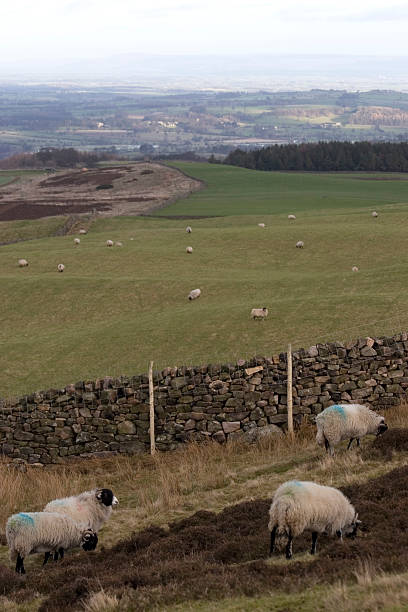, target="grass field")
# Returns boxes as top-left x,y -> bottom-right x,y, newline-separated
1,404 -> 408,610
156,162 -> 408,216
2,163 -> 408,397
